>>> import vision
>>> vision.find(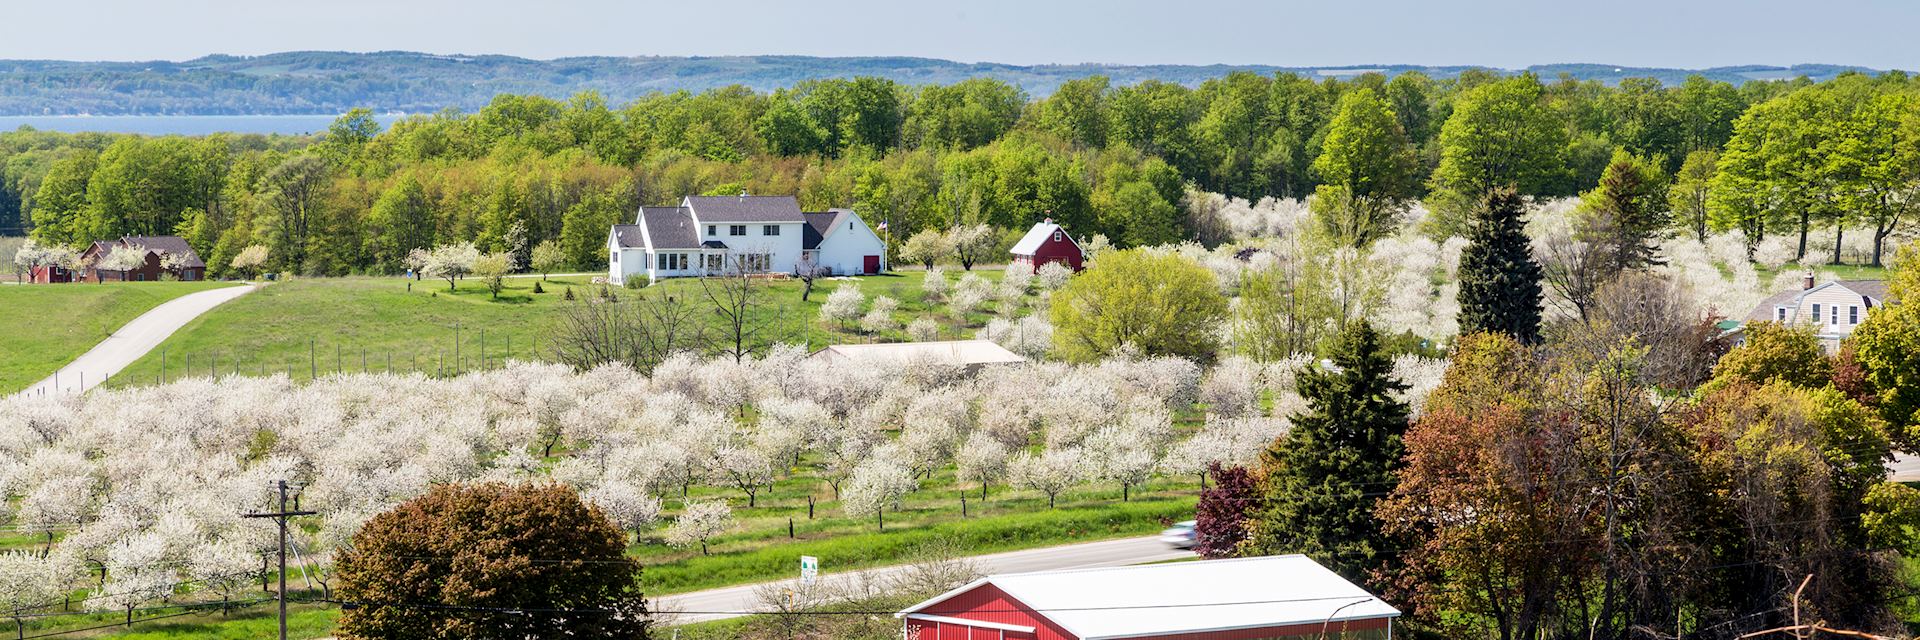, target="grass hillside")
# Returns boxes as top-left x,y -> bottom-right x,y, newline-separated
108,268 -> 1022,387
0,281 -> 238,393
